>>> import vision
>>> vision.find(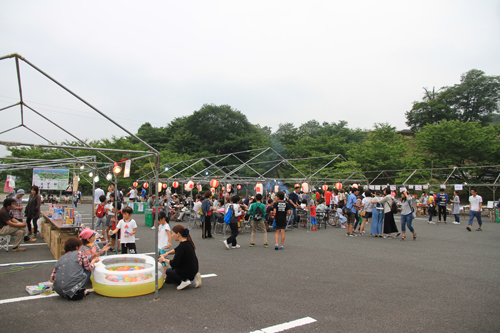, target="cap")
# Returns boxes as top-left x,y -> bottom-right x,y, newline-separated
79,228 -> 94,240
16,189 -> 25,195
